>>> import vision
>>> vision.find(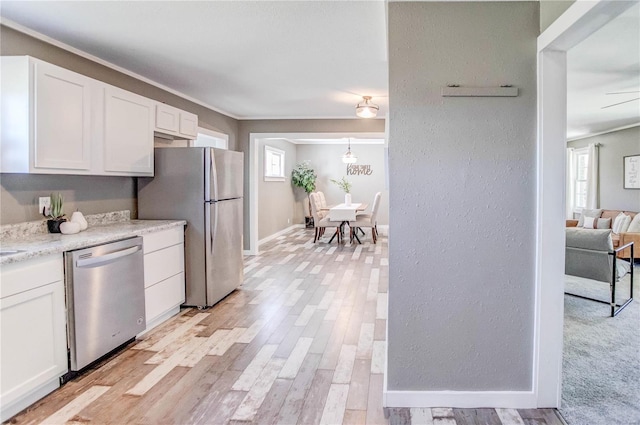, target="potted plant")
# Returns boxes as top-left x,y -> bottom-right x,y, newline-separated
331,177 -> 353,205
43,193 -> 66,233
291,161 -> 317,227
